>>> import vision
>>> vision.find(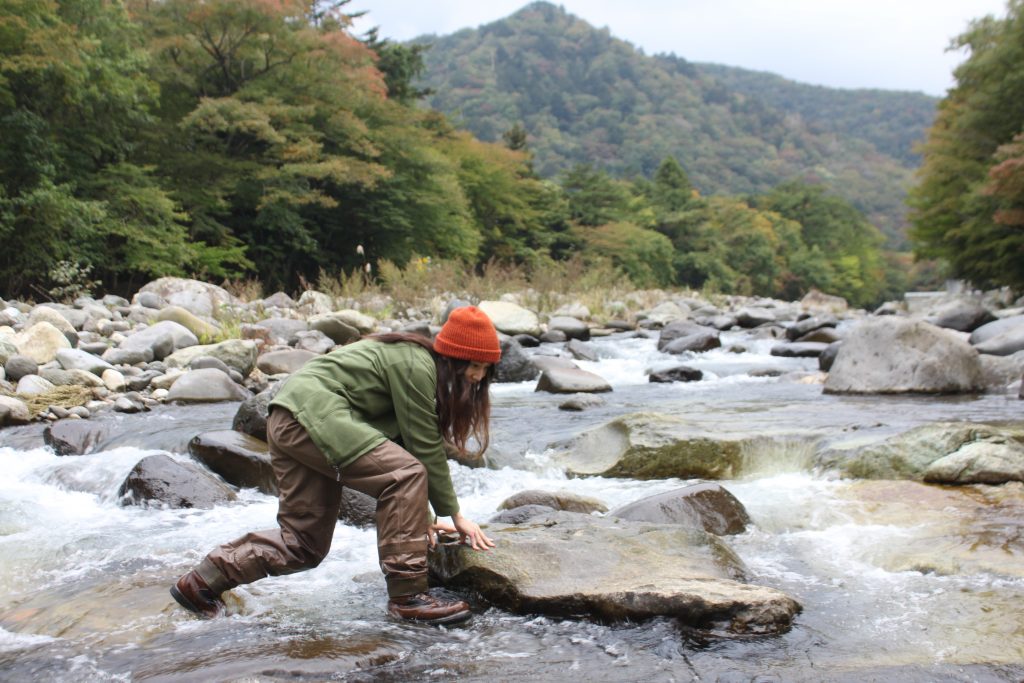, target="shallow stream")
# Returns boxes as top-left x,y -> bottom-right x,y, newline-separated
1,332 -> 1022,681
